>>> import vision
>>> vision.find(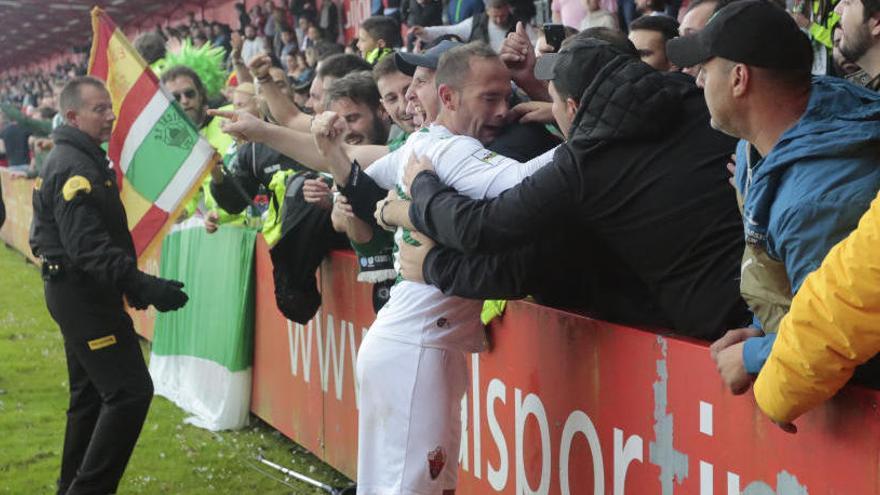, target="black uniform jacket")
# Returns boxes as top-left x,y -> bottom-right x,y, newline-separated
30,125 -> 137,337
